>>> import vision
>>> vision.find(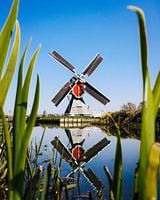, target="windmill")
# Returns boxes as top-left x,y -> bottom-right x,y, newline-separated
49,50 -> 110,115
